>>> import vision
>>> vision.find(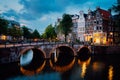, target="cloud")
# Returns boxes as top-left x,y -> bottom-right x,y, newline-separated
1,0 -> 117,33
18,0 -> 92,20
0,0 -> 23,12
2,9 -> 20,20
